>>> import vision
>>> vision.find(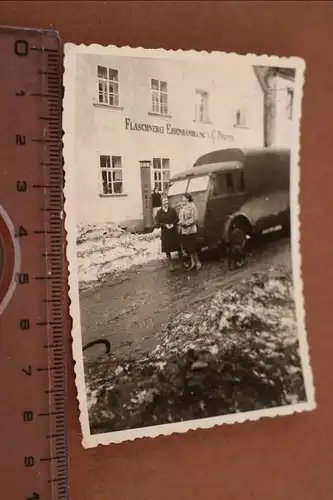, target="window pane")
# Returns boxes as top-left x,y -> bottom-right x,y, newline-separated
152,101 -> 159,113
226,173 -> 234,192
160,81 -> 167,92
112,169 -> 122,182
160,93 -> 168,104
188,175 -> 209,193
162,170 -> 170,181
168,179 -> 188,196
213,174 -> 227,195
153,158 -> 161,169
152,92 -> 159,113
100,156 -> 110,168
102,170 -> 107,183
98,83 -> 104,103
151,79 -> 159,90
162,158 -> 170,168
109,94 -> 119,107
287,89 -> 293,119
98,82 -> 108,103
195,91 -> 209,122
236,109 -> 246,126
102,170 -> 112,194
97,65 -> 107,78
109,82 -> 119,95
113,182 -> 123,194
112,156 -> 122,169
235,171 -> 245,192
109,69 -> 118,81
161,104 -> 168,115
